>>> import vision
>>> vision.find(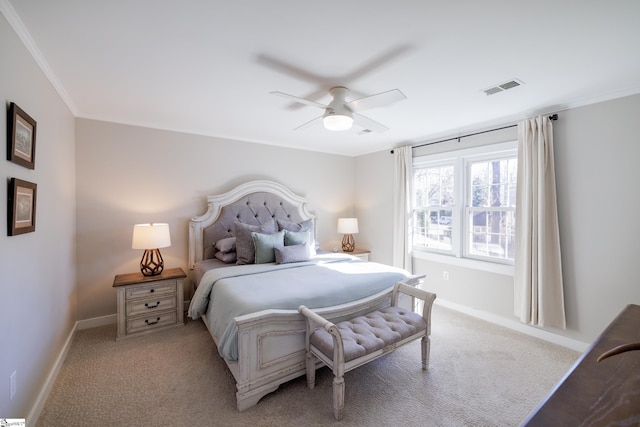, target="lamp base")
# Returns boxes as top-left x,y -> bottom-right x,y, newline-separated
140,249 -> 164,276
341,234 -> 355,252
